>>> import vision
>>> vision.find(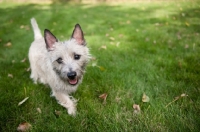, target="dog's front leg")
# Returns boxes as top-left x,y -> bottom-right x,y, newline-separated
52,91 -> 77,115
